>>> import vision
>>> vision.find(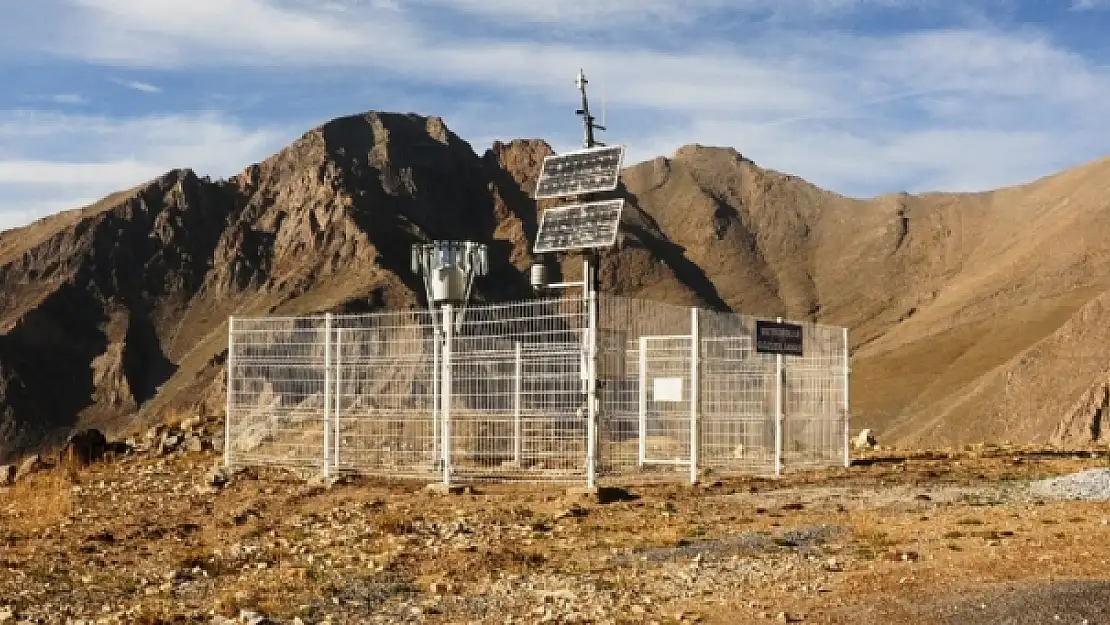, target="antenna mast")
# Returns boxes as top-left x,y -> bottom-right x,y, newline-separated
576,69 -> 606,149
